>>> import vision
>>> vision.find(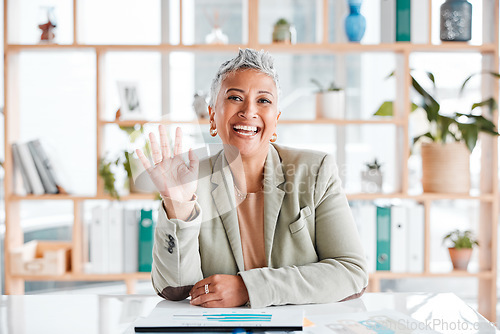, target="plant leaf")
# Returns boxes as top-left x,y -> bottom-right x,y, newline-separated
411,75 -> 440,122
471,97 -> 497,114
457,122 -> 479,152
374,101 -> 393,116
